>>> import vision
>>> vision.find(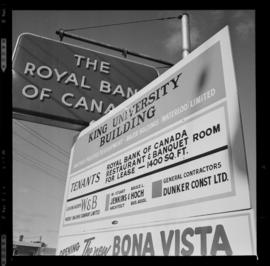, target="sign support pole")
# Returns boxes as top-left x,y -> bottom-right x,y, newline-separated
181,13 -> 191,58
56,30 -> 174,67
